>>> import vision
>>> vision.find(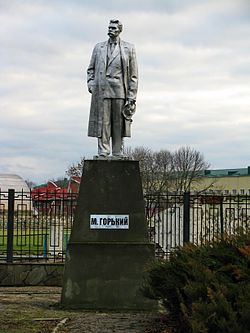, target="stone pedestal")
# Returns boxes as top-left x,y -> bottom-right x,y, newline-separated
61,160 -> 155,310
